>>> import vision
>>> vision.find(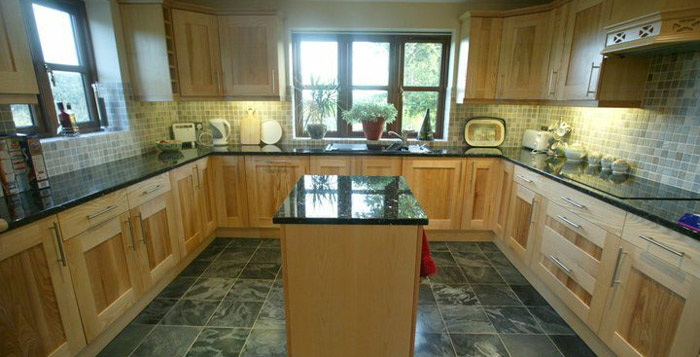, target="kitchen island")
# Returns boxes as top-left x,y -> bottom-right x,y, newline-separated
273,175 -> 428,356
